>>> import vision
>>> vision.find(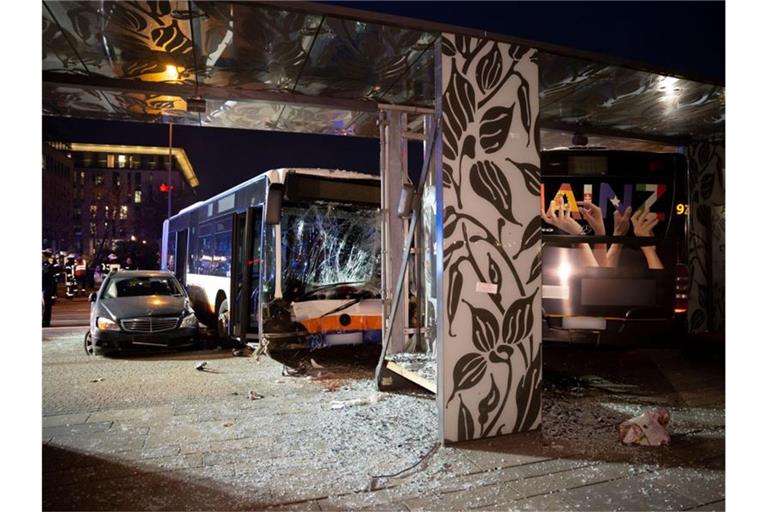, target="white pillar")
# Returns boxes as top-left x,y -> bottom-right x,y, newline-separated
436,33 -> 542,442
